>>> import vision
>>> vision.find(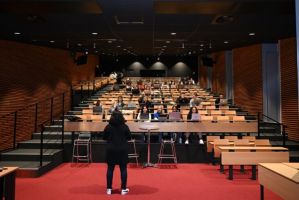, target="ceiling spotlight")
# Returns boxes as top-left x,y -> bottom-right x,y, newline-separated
166,41 -> 170,44
200,44 -> 204,47
117,45 -> 121,48
249,32 -> 256,36
108,40 -> 112,43
224,41 -> 229,44
14,32 -> 21,35
123,48 -> 127,51
49,40 -> 55,43
77,43 -> 82,47
91,32 -> 98,35
163,45 -> 167,48
170,32 -> 176,35
93,42 -> 96,48
200,49 -> 203,51
188,51 -> 192,55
